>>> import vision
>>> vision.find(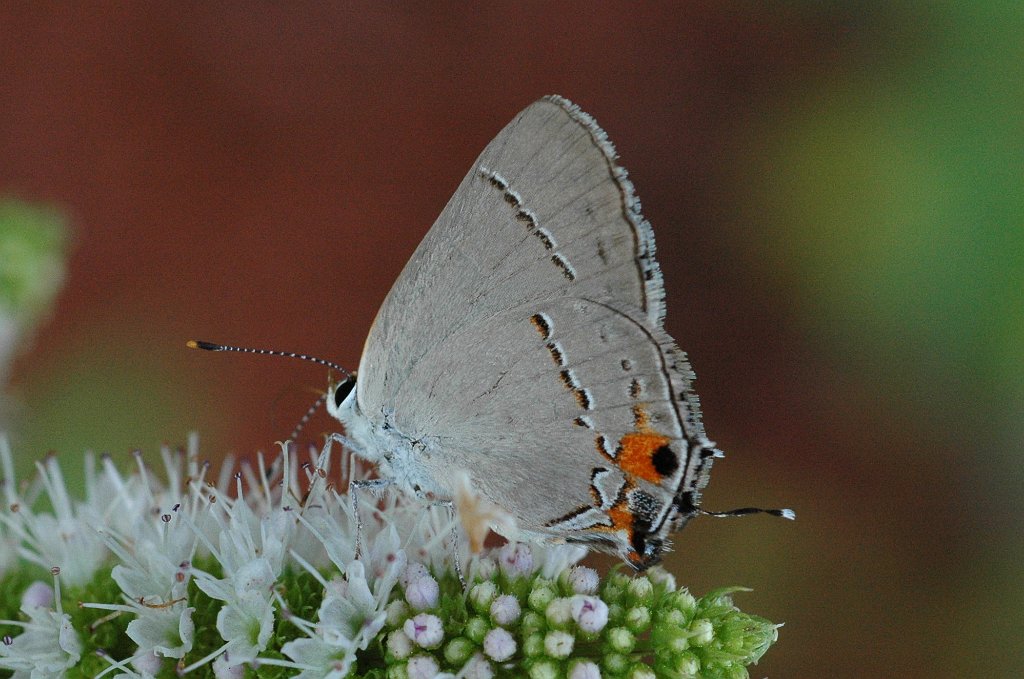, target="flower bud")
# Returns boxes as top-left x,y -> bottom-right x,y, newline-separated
403,613 -> 444,649
689,618 -> 714,647
490,594 -> 521,626
387,629 -> 414,660
607,627 -> 635,654
405,574 -> 439,611
406,654 -> 440,679
528,584 -> 556,612
568,659 -> 601,679
439,636 -> 473,666
545,597 -> 573,628
527,659 -> 559,679
570,596 -> 609,634
544,630 -> 575,659
567,566 -> 599,594
483,627 -> 516,662
625,606 -> 651,633
498,542 -> 534,576
469,581 -> 498,613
